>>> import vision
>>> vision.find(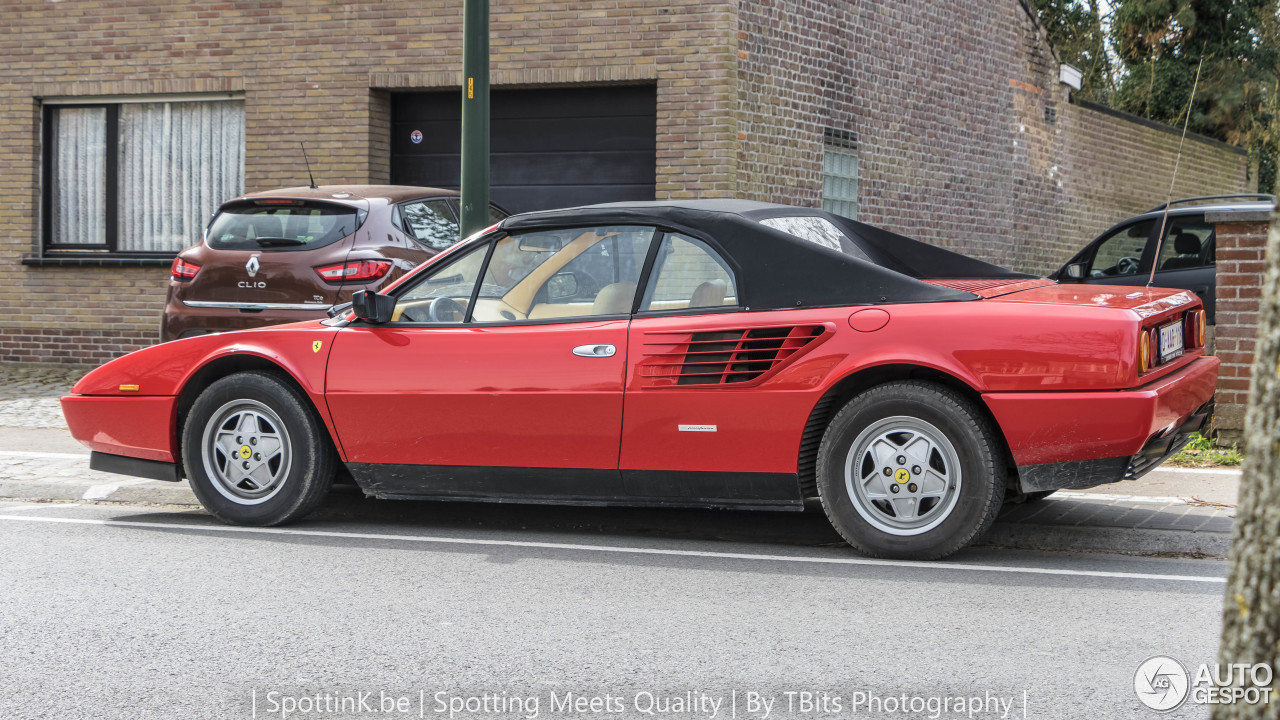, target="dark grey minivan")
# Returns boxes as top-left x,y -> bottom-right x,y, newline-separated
1051,194 -> 1276,323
